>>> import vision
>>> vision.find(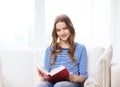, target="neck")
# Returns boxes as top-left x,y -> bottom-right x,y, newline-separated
59,41 -> 69,48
